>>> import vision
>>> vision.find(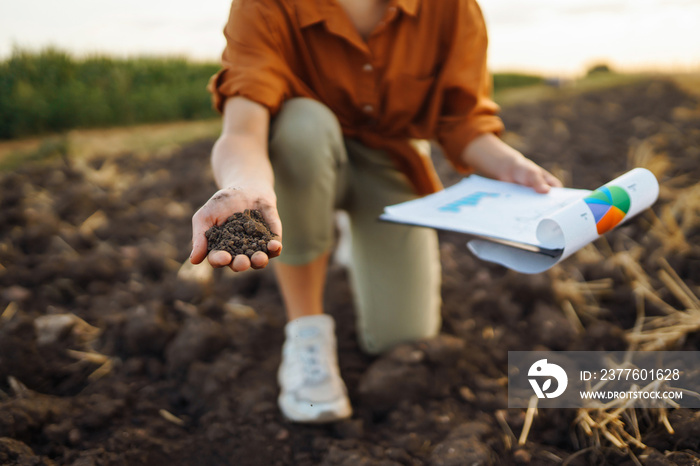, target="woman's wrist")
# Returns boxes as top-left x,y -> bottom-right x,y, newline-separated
461,133 -> 523,179
212,137 -> 273,190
